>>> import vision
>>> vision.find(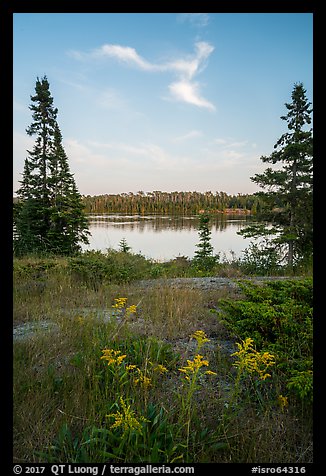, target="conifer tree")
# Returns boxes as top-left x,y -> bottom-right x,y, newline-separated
14,76 -> 89,255
239,82 -> 313,269
193,213 -> 219,271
